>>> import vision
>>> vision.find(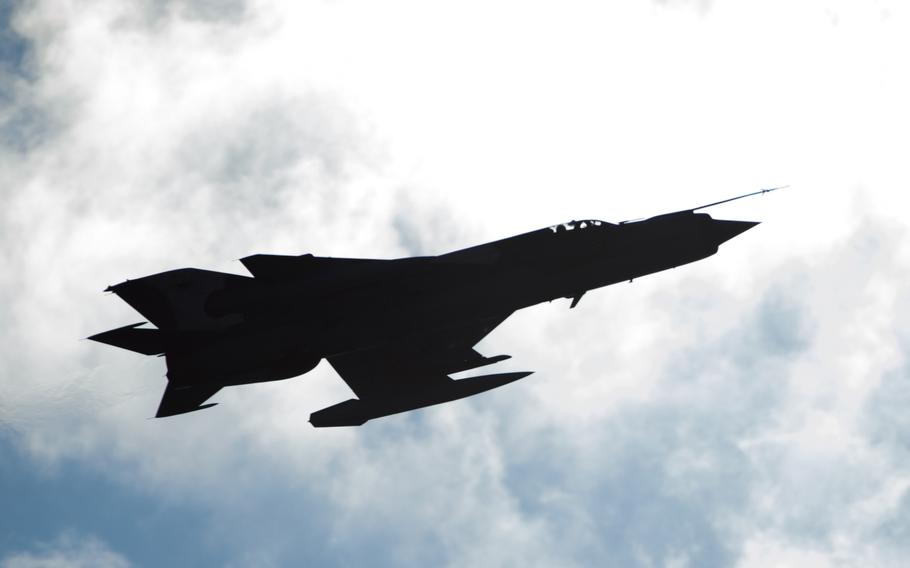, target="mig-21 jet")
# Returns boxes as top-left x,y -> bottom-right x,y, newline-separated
89,189 -> 779,426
